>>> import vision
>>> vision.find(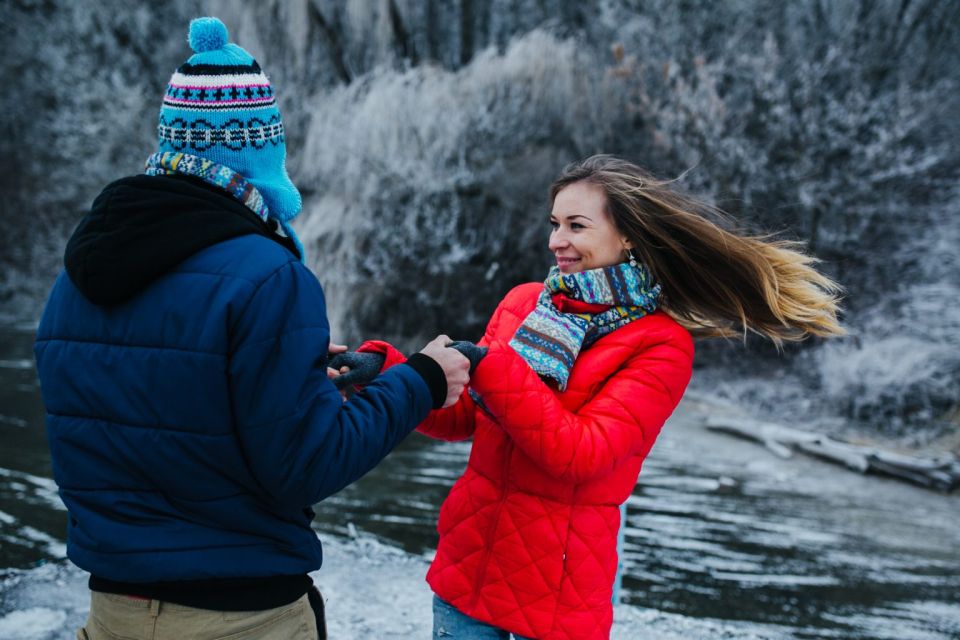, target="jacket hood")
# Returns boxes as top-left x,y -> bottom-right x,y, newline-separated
65,174 -> 299,305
